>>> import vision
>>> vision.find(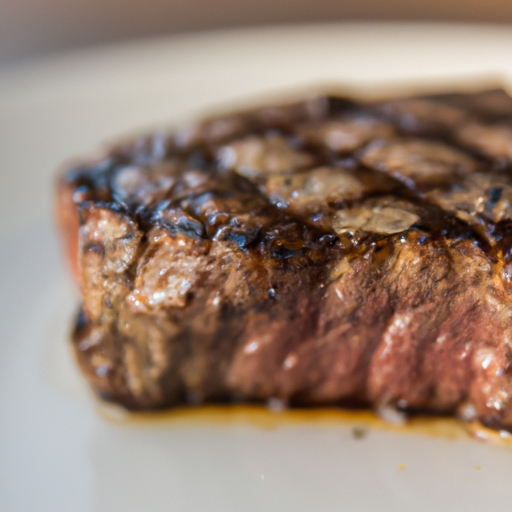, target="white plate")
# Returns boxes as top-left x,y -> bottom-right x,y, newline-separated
2,22 -> 512,512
